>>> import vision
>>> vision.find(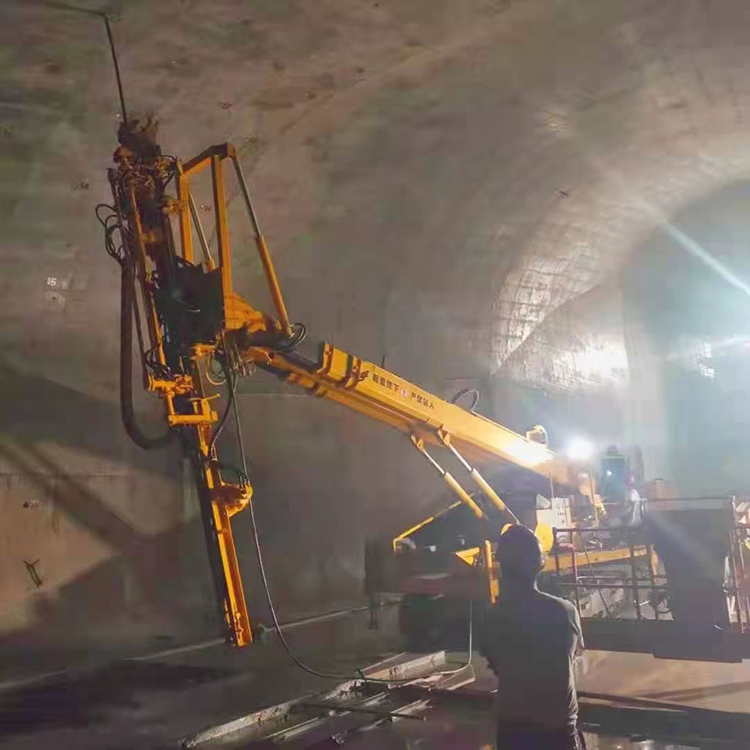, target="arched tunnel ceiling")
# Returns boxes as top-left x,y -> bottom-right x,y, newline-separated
5,0 -> 750,400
